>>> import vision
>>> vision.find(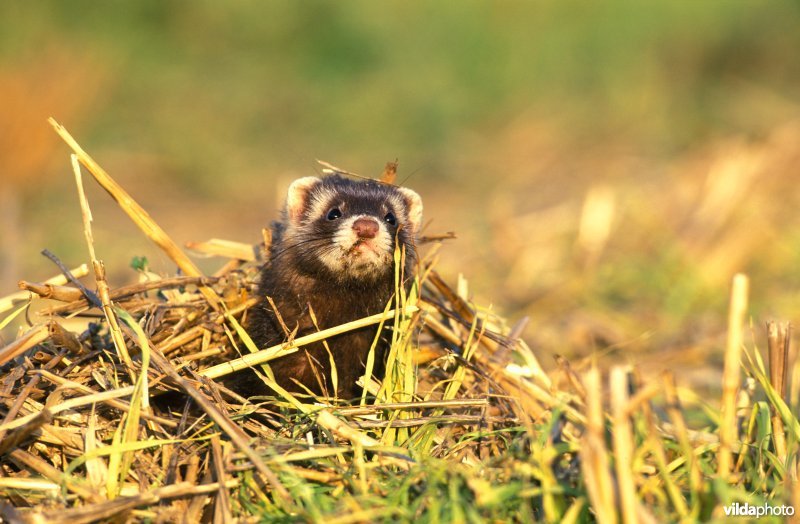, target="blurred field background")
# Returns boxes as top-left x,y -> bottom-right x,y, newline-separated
2,1 -> 800,393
